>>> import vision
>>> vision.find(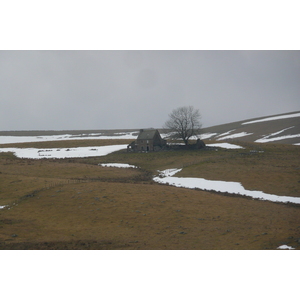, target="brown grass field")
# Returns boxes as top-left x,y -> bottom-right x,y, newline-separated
0,138 -> 299,250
